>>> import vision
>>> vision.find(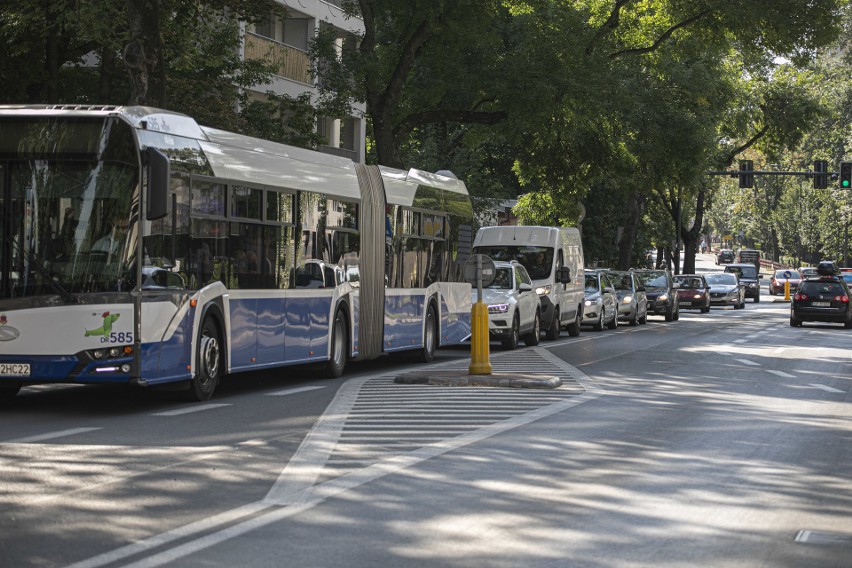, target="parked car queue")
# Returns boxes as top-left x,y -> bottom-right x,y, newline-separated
471,263 -> 770,351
